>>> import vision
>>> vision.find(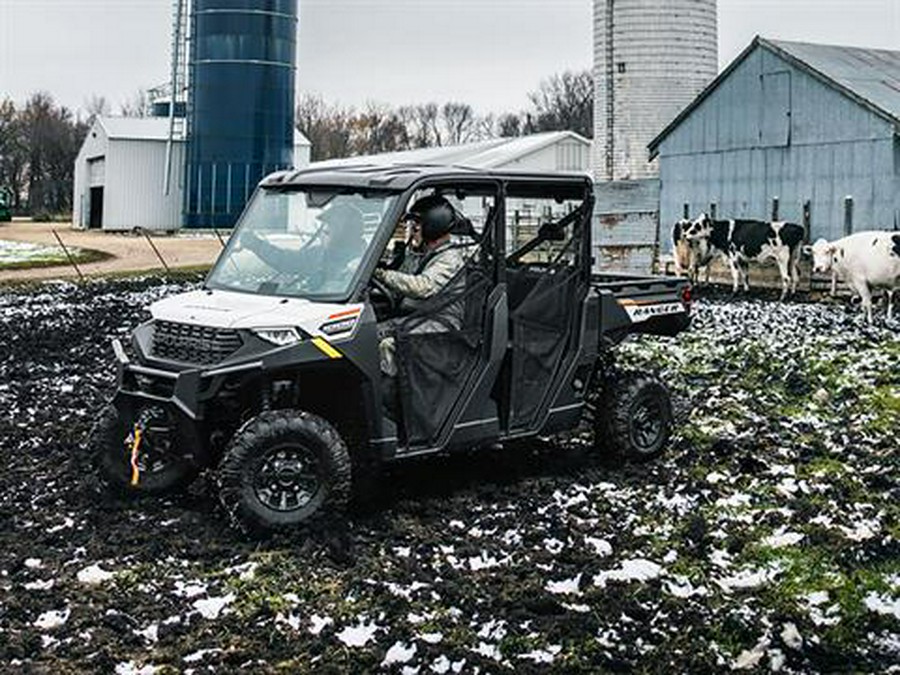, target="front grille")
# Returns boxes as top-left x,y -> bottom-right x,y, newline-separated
150,321 -> 242,365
